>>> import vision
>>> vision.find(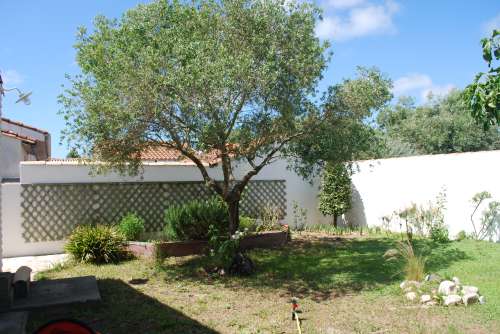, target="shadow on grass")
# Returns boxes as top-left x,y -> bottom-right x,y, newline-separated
27,278 -> 219,334
159,235 -> 471,302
